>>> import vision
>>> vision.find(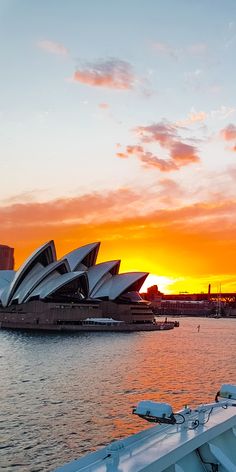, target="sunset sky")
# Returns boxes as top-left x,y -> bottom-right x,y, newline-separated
1,0 -> 236,294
